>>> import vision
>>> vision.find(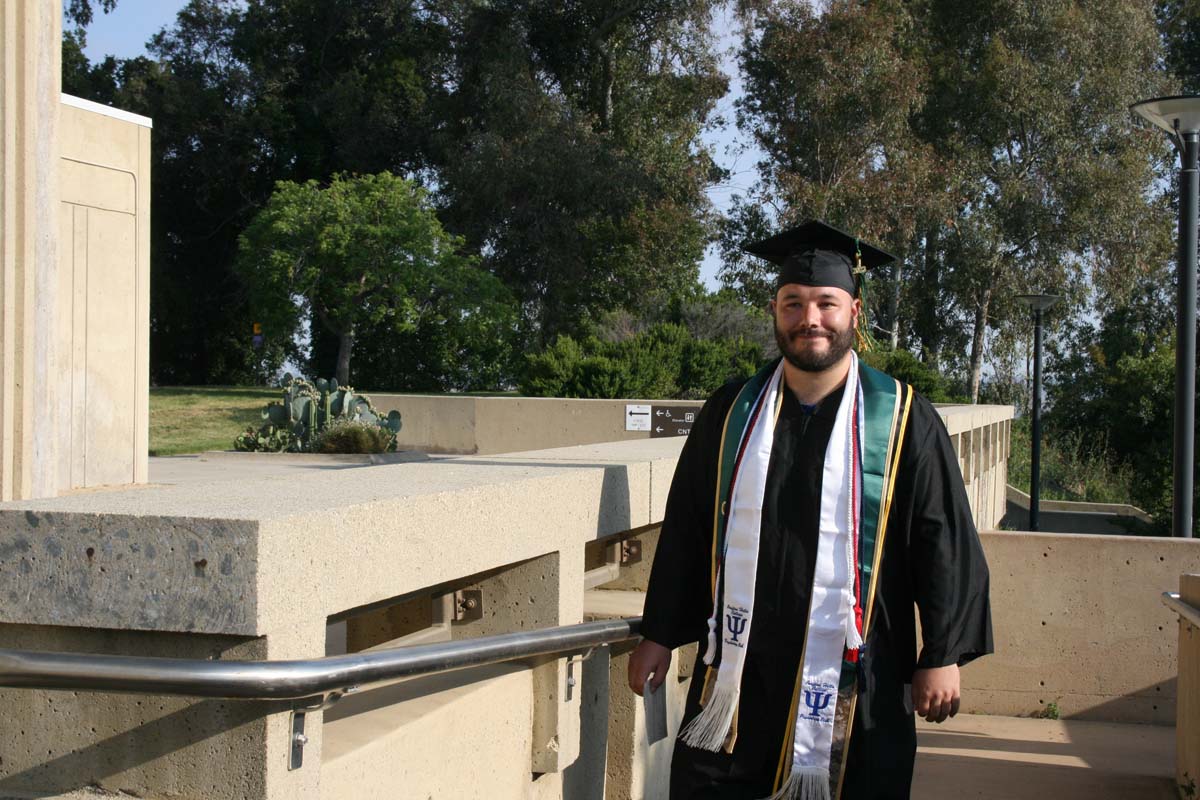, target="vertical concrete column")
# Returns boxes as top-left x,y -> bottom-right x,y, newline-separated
0,0 -> 61,500
1179,574 -> 1200,798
